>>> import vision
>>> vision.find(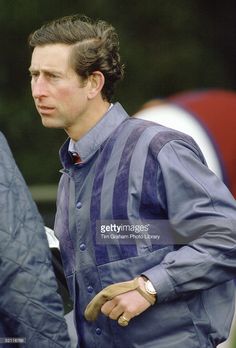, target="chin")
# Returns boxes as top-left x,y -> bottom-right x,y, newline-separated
41,117 -> 63,129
